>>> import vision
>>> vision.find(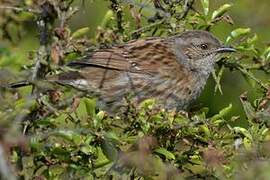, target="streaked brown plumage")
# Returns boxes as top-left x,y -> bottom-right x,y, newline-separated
50,30 -> 235,113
